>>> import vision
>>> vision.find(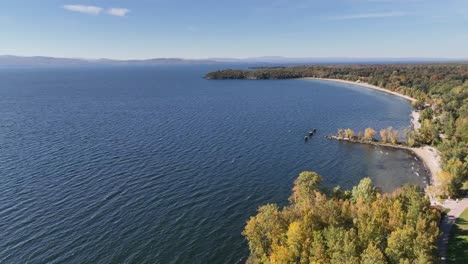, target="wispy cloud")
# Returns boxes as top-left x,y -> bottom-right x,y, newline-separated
107,8 -> 130,17
63,5 -> 102,15
328,11 -> 406,20
63,5 -> 129,17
